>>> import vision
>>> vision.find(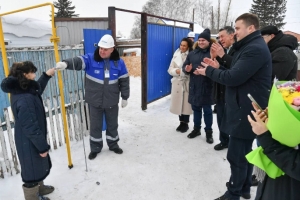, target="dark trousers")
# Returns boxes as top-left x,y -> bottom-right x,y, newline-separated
23,182 -> 38,188
192,104 -> 212,130
225,136 -> 254,199
89,104 -> 120,152
216,99 -> 229,145
179,114 -> 190,123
